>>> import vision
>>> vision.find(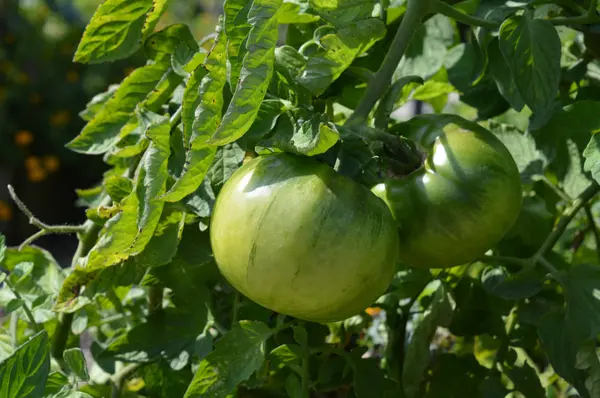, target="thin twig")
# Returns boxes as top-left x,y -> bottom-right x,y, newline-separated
8,185 -> 86,250
538,256 -> 561,277
534,183 -> 600,260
